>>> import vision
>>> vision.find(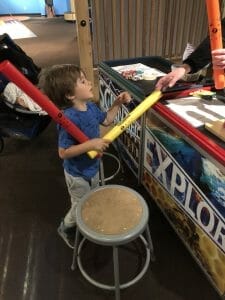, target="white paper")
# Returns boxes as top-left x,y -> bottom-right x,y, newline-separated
0,20 -> 36,39
112,63 -> 165,77
166,97 -> 225,127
